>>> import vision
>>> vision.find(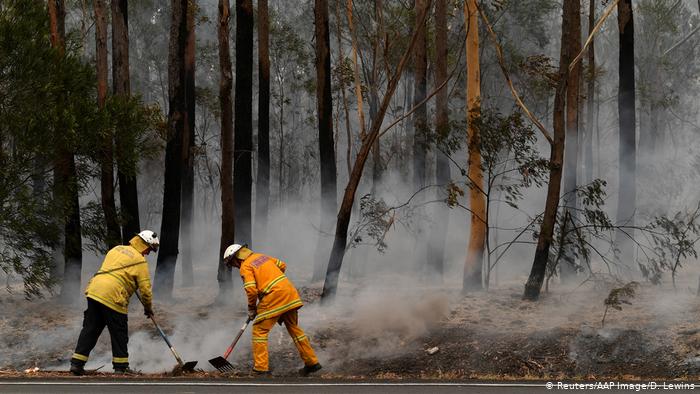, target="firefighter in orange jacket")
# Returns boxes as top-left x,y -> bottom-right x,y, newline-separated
70,230 -> 159,375
223,244 -> 322,376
